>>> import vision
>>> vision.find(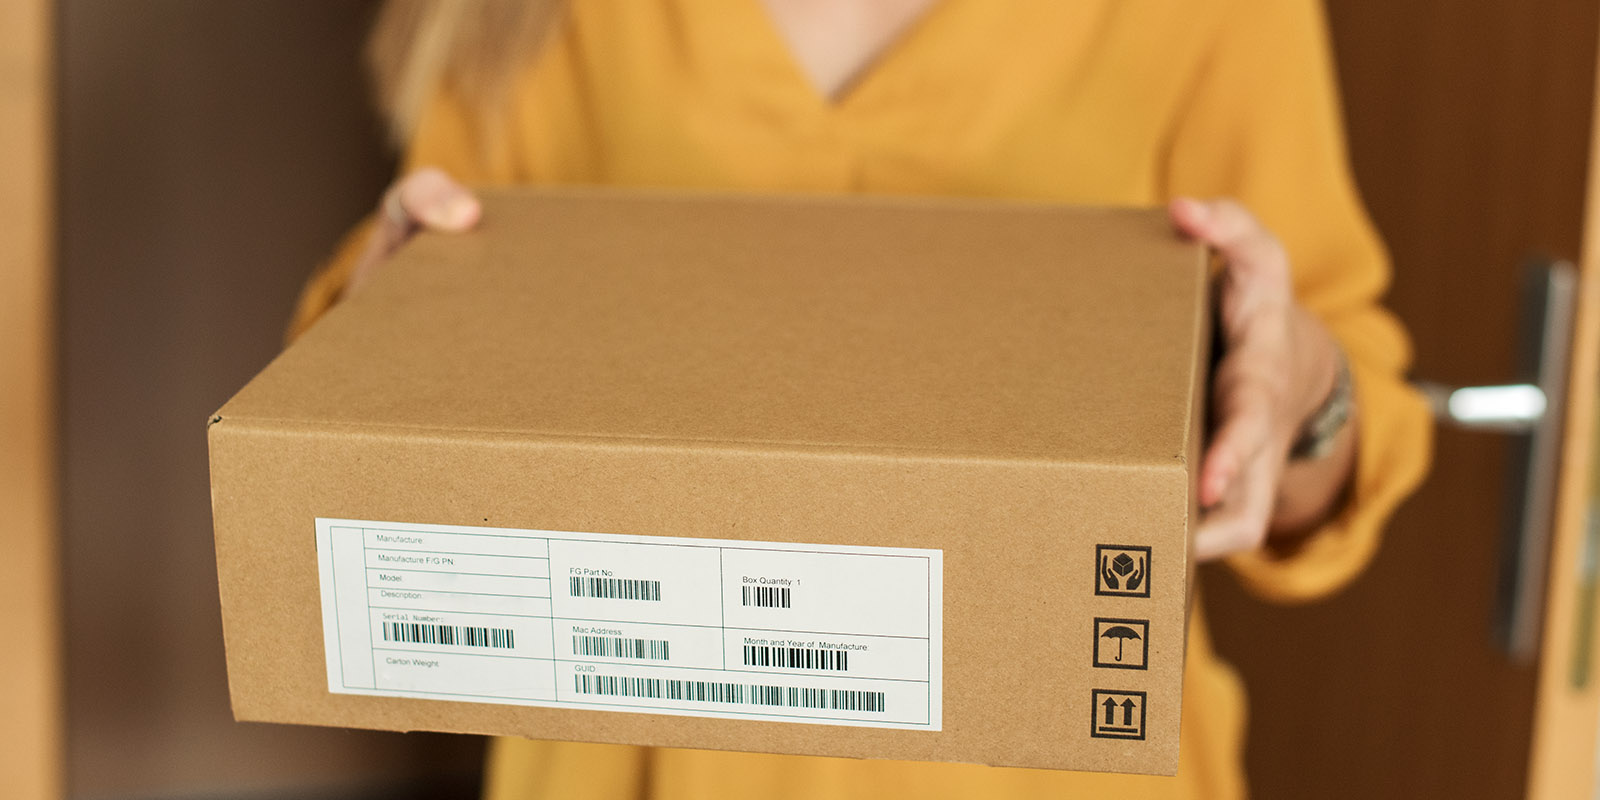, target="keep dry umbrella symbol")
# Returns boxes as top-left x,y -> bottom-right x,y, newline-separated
1100,625 -> 1142,661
